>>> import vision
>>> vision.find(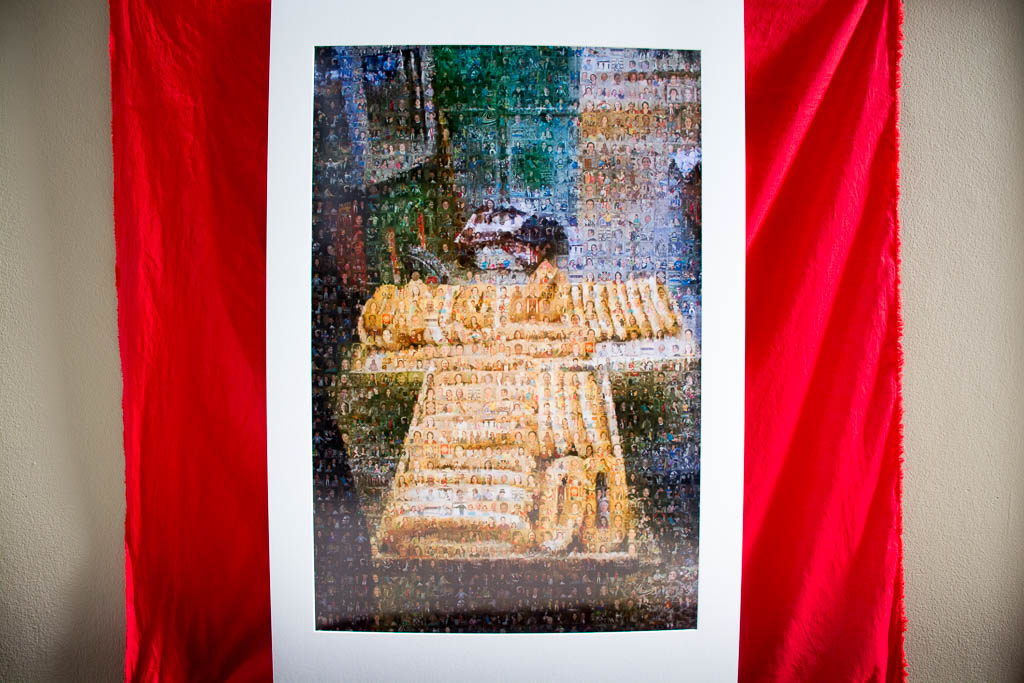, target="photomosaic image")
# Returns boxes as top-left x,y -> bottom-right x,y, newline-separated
311,46 -> 702,632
